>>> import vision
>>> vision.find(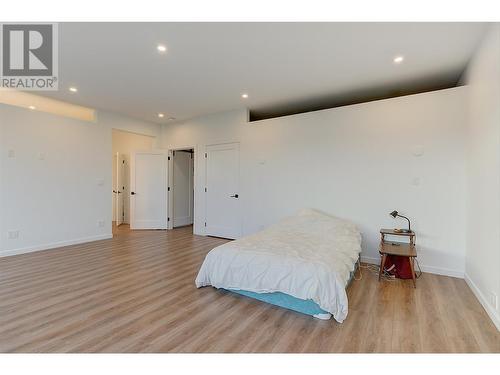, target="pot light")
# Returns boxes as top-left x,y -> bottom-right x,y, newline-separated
241,93 -> 249,99
69,87 -> 78,93
393,56 -> 404,64
28,105 -> 36,110
158,113 -> 165,118
157,44 -> 167,53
